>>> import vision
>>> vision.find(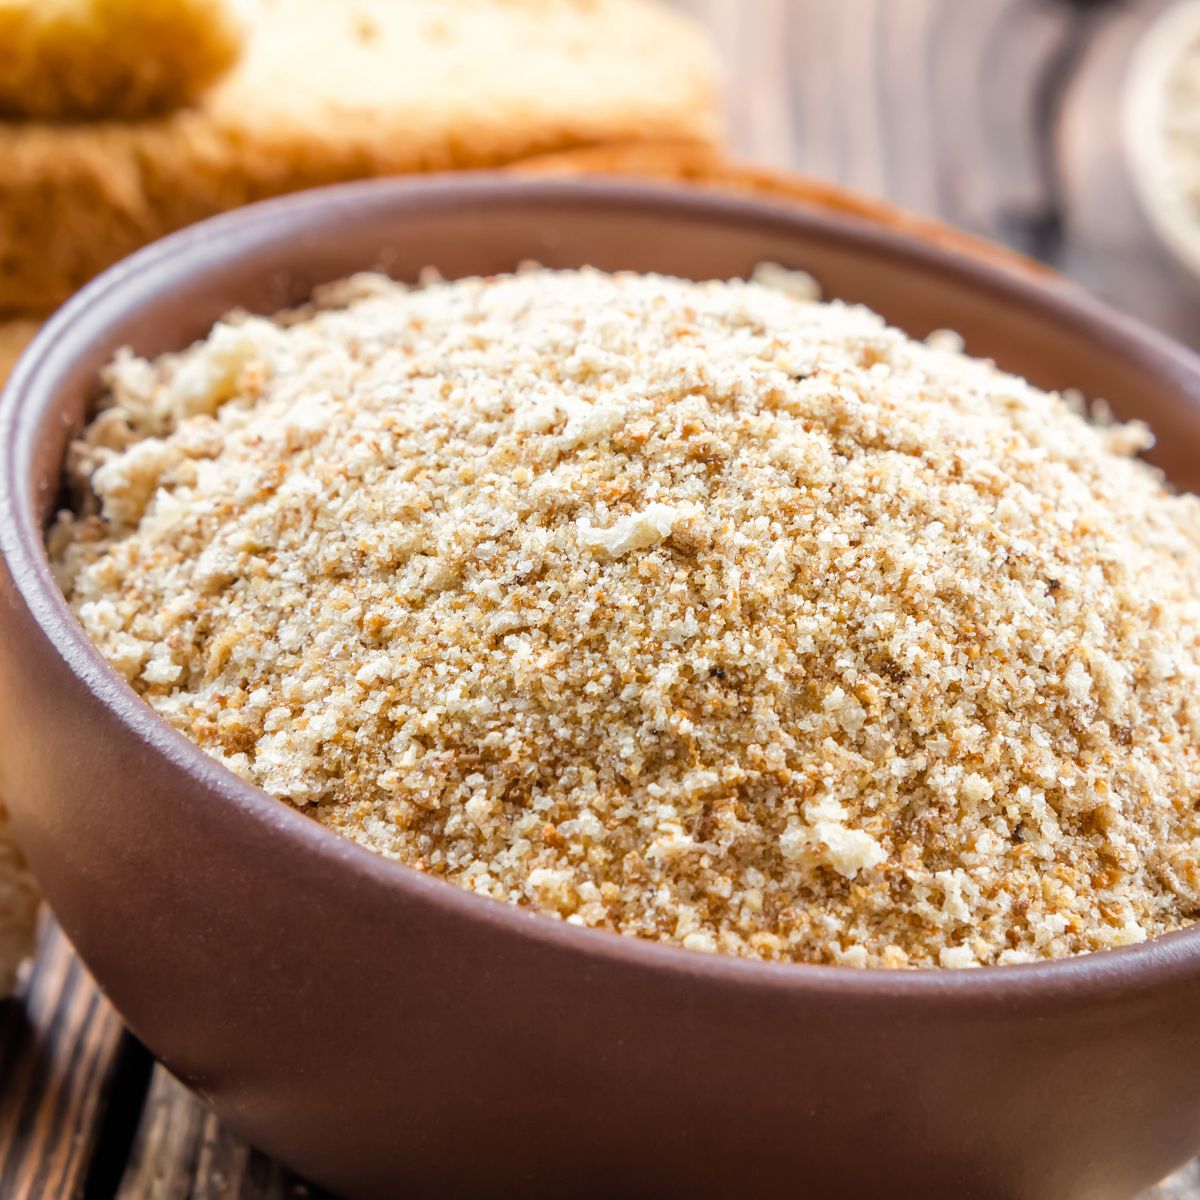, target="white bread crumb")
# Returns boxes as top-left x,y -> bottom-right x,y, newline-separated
52,267 -> 1200,969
